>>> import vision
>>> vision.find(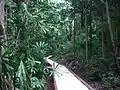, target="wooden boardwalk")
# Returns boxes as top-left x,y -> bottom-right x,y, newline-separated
46,56 -> 95,90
